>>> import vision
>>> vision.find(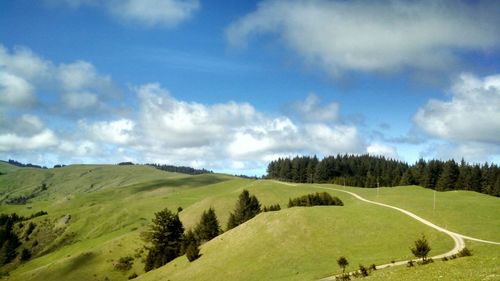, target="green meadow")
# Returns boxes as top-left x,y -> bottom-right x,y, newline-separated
0,162 -> 498,281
